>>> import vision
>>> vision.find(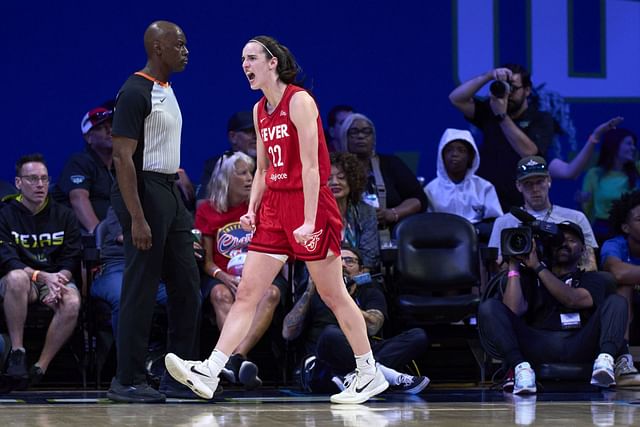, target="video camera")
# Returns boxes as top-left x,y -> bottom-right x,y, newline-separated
500,208 -> 564,264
